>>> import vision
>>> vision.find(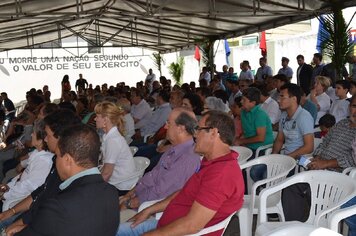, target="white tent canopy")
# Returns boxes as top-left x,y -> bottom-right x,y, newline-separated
0,0 -> 355,53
